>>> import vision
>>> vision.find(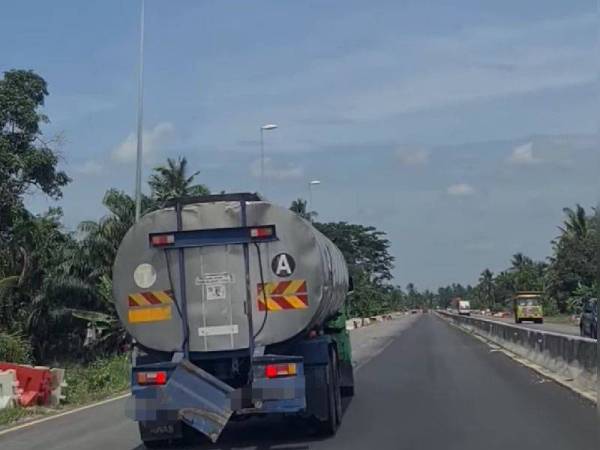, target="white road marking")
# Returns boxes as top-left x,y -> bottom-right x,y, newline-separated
0,393 -> 130,437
